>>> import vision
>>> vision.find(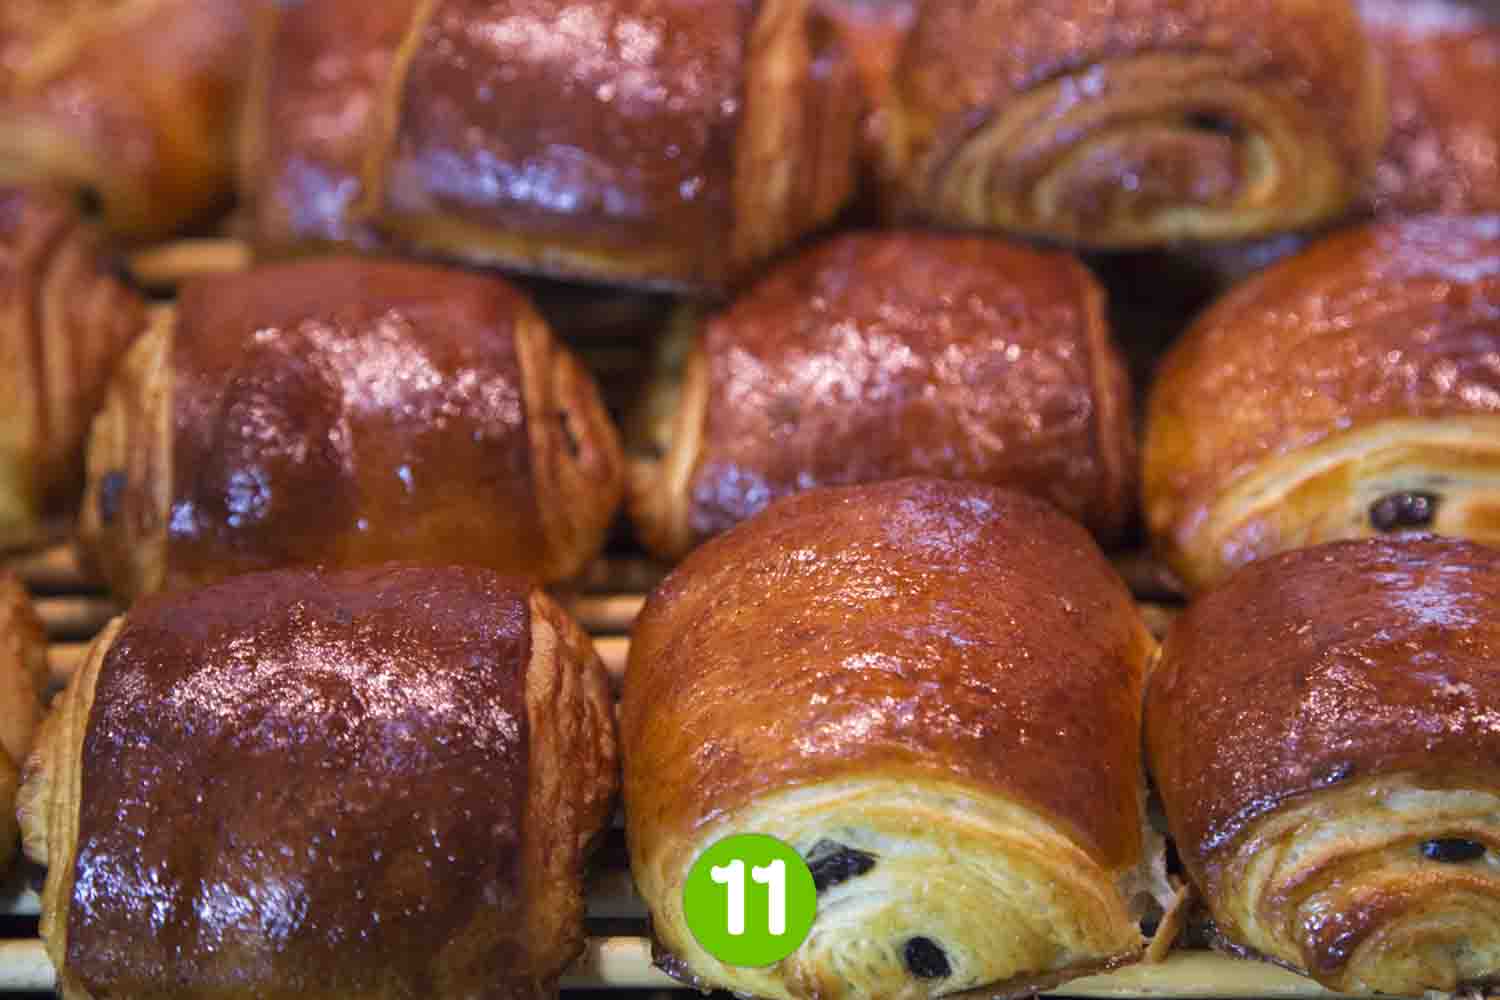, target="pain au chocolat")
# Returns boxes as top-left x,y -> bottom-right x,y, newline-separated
875,0 -> 1387,248
1144,214 -> 1500,593
629,232 -> 1135,560
78,256 -> 624,599
624,478 -> 1161,999
19,564 -> 617,1000
0,0 -> 251,239
1361,0 -> 1500,217
239,0 -> 861,293
0,186 -> 148,552
1148,536 -> 1500,995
